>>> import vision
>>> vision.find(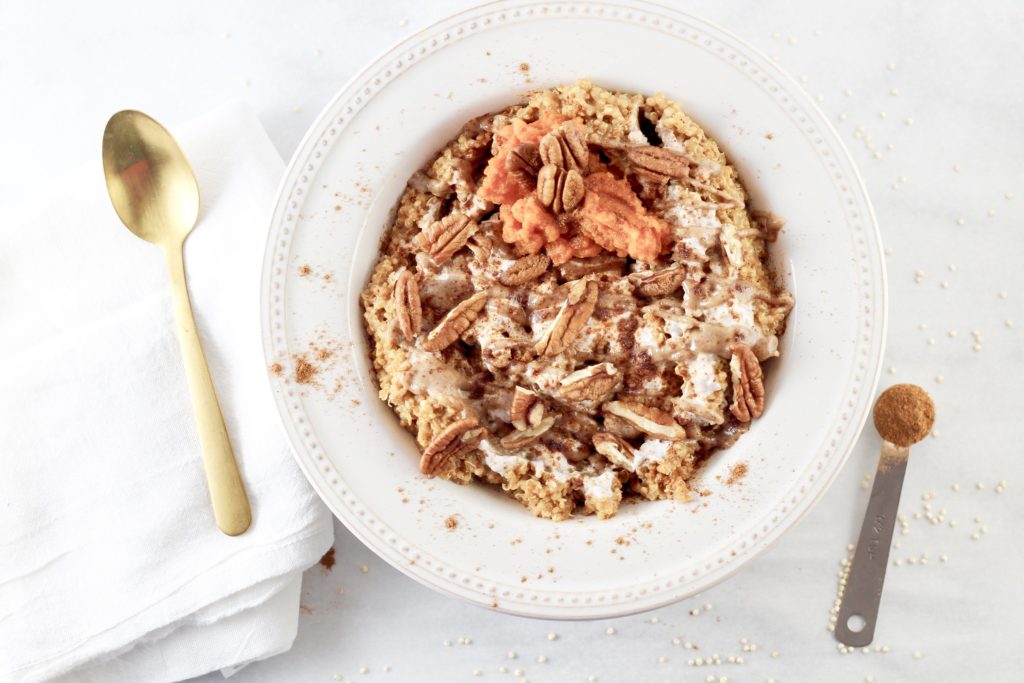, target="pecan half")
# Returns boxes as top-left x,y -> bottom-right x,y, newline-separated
536,164 -> 585,213
603,400 -> 687,441
422,291 -> 489,352
751,210 -> 785,242
420,418 -> 484,477
729,343 -> 765,421
534,279 -> 600,356
558,362 -> 621,402
629,266 -> 687,297
414,213 -> 478,264
505,143 -> 542,179
498,253 -> 551,286
592,432 -> 636,471
624,146 -> 694,180
538,121 -> 589,173
393,268 -> 421,340
500,415 -> 556,450
509,386 -> 544,431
